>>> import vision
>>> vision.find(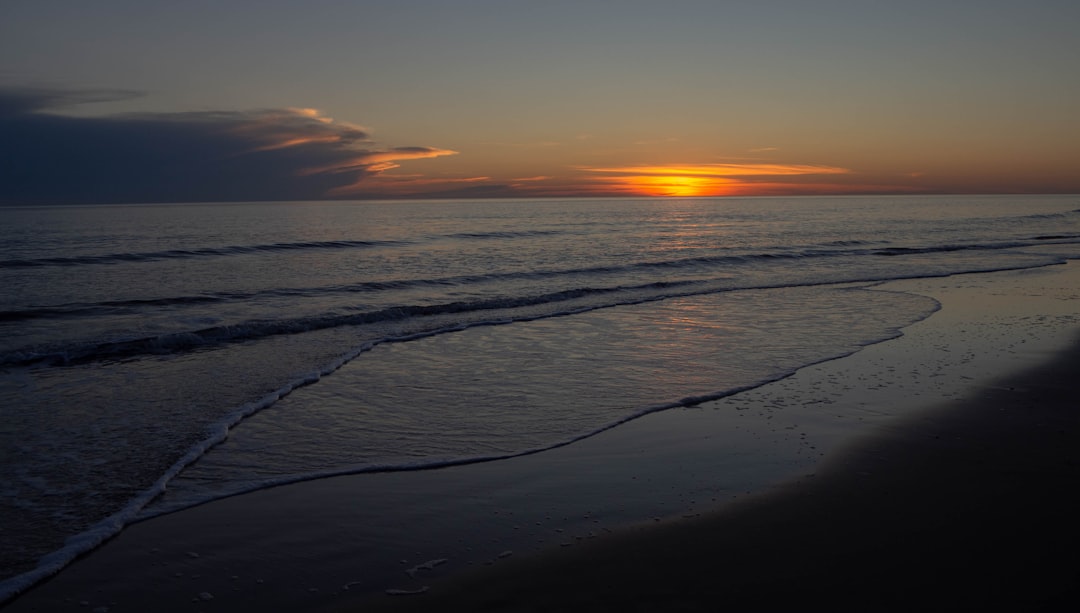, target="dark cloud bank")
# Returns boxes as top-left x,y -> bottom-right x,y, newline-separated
0,87 -> 454,205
